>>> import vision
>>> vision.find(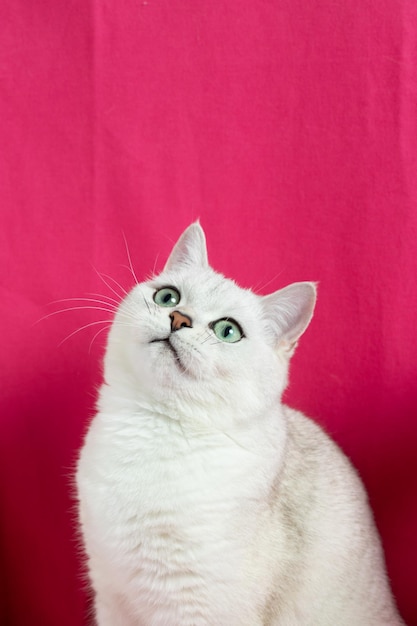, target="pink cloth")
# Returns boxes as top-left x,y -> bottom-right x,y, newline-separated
1,1 -> 416,623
